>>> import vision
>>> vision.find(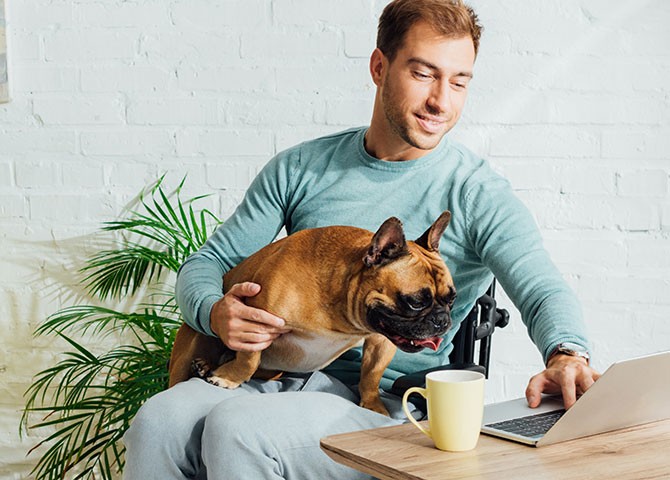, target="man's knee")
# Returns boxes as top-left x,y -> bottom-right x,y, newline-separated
201,391 -> 384,448
124,383 -> 222,480
125,379 -> 228,447
200,392 -> 385,480
200,393 -> 324,477
201,394 -> 259,447
126,388 -> 192,444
